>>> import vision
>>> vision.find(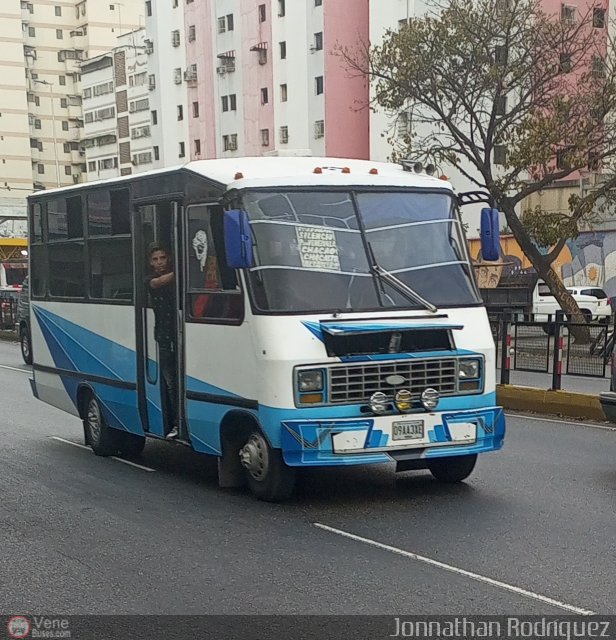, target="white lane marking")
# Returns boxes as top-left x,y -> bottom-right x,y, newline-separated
505,412 -> 616,432
0,364 -> 31,374
314,523 -> 595,615
50,436 -> 155,472
50,436 -> 90,450
110,456 -> 155,472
